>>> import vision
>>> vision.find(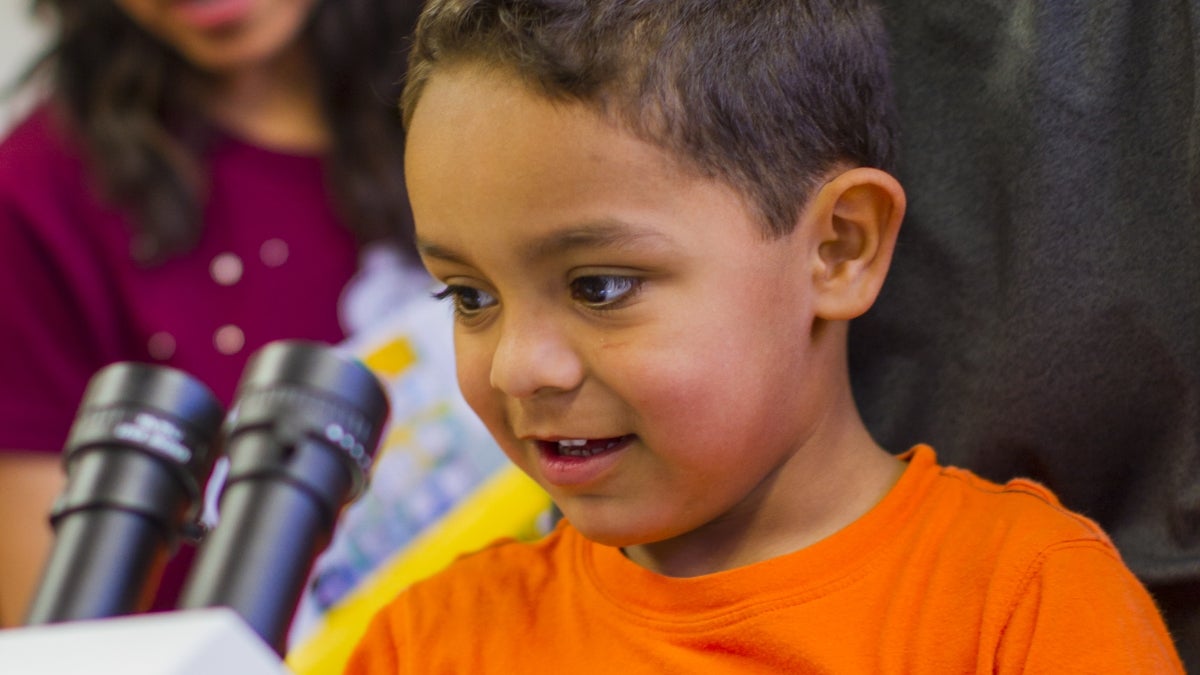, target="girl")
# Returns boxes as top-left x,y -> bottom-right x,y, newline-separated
0,0 -> 425,624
